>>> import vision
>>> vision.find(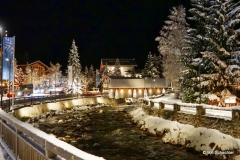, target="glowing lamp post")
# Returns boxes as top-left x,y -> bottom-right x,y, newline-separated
6,58 -> 11,109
